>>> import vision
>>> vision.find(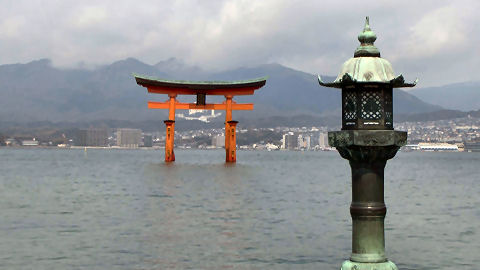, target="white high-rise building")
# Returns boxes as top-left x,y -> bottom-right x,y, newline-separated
282,132 -> 296,150
318,132 -> 329,149
297,134 -> 304,149
304,136 -> 311,150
